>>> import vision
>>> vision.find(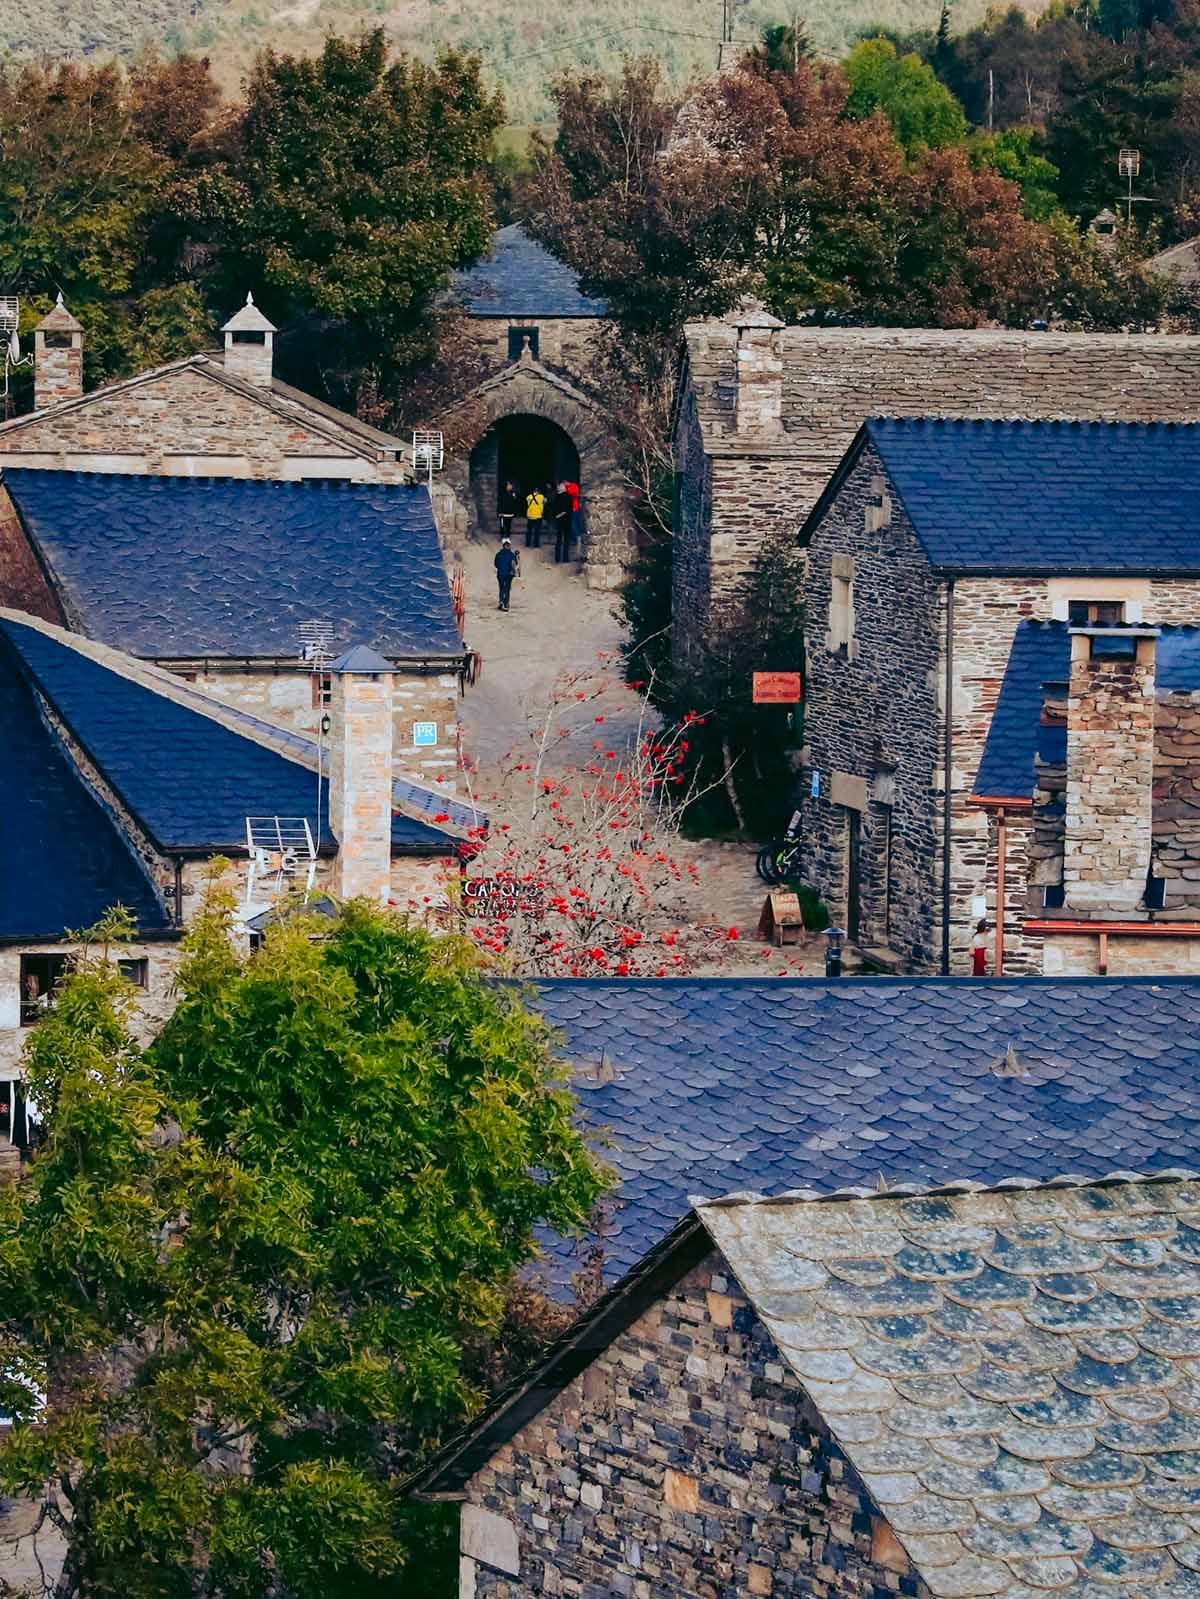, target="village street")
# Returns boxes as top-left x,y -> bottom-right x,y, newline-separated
454,533 -> 821,972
